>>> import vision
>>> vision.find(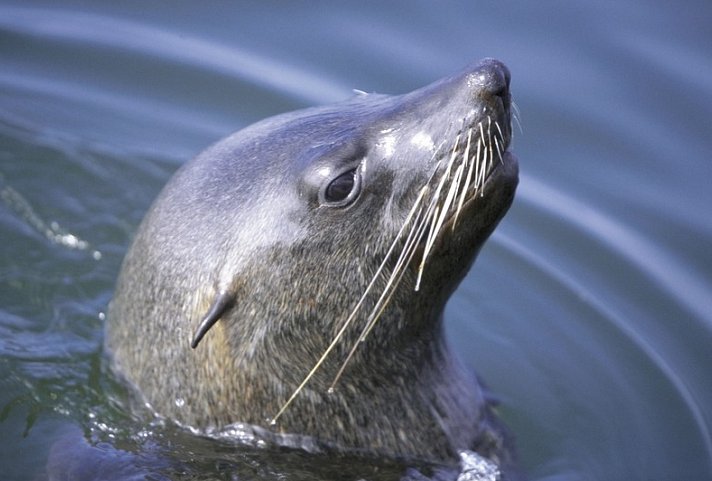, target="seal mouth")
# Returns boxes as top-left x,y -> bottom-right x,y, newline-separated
438,136 -> 516,234
409,111 -> 514,278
